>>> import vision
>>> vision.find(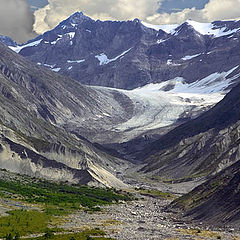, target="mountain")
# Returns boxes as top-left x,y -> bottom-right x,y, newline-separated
7,13 -> 240,90
0,41 -> 133,188
1,12 -> 240,228
2,33 -> 236,161
132,62 -> 240,226
139,67 -> 240,181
